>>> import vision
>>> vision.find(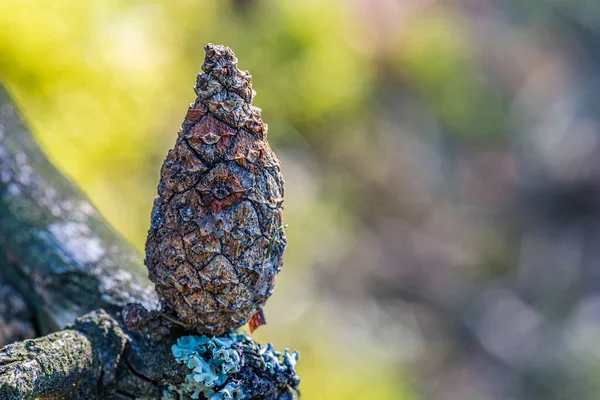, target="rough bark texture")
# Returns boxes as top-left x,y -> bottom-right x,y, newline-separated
0,83 -> 187,399
0,278 -> 35,348
0,310 -> 127,399
145,44 -> 287,336
0,309 -> 189,399
1,327 -> 98,398
0,89 -> 157,333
